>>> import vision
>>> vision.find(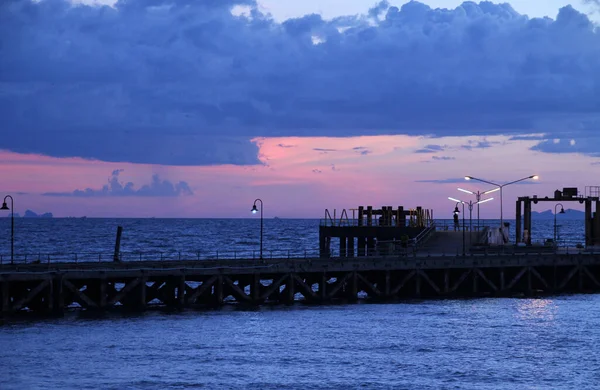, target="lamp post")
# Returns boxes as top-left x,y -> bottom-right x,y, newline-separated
251,199 -> 263,260
0,195 -> 14,265
458,187 -> 498,230
554,203 -> 565,244
449,197 -> 494,255
465,175 -> 538,229
449,199 -> 465,256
